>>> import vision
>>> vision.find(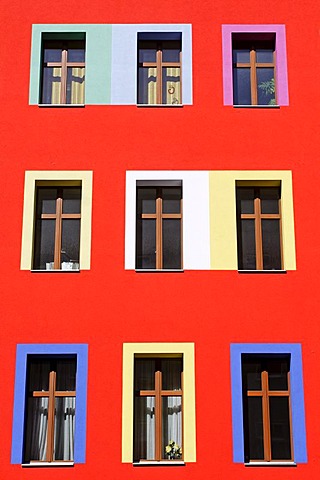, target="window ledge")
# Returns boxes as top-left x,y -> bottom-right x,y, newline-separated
133,461 -> 185,466
137,104 -> 184,108
30,269 -> 80,273
38,104 -> 85,108
233,105 -> 280,109
22,462 -> 74,467
245,462 -> 296,467
238,270 -> 287,274
135,269 -> 184,273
